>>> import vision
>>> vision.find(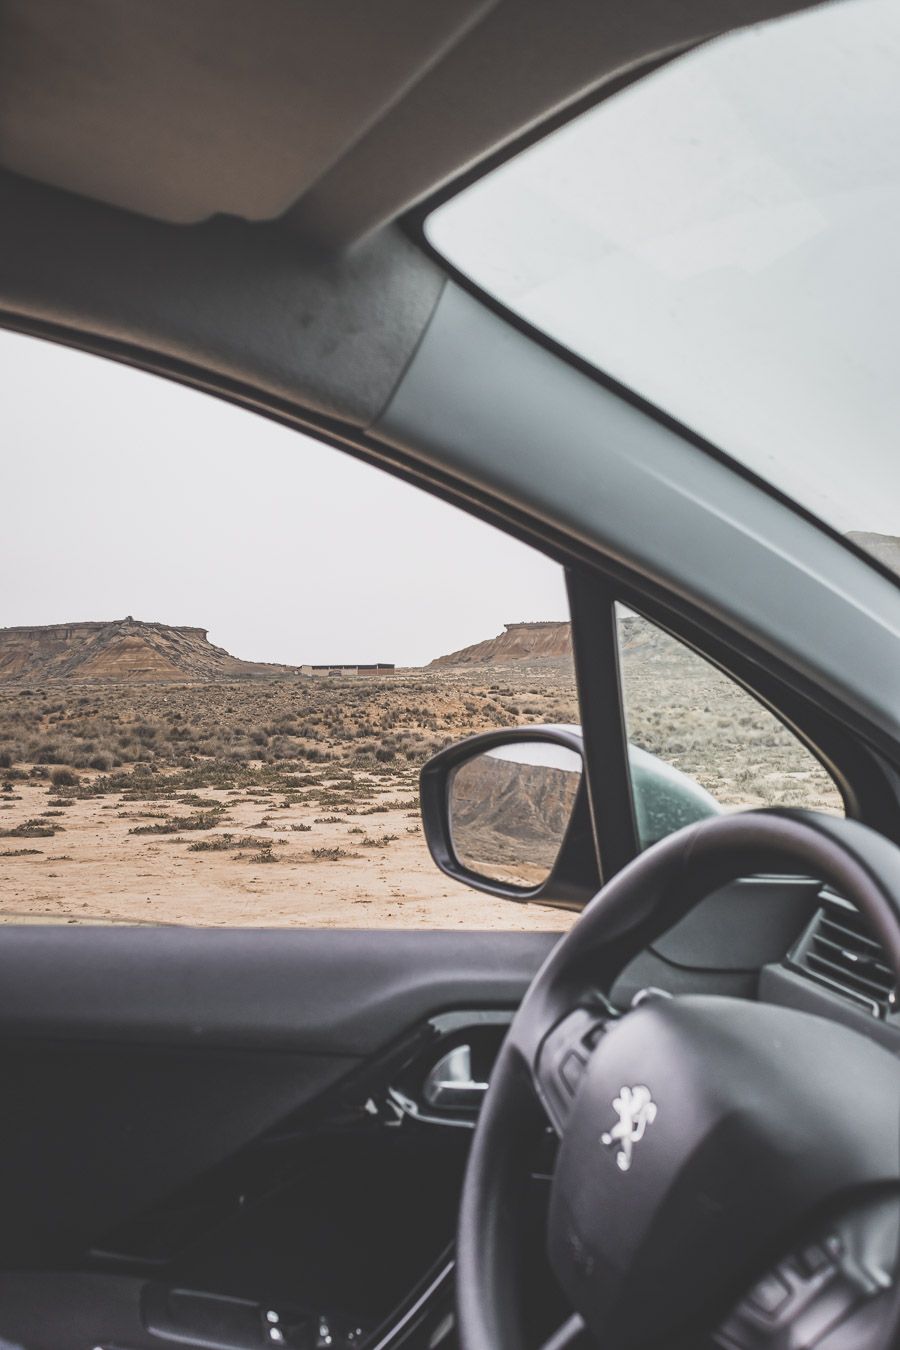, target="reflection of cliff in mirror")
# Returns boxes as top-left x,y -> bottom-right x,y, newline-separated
448,743 -> 582,890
